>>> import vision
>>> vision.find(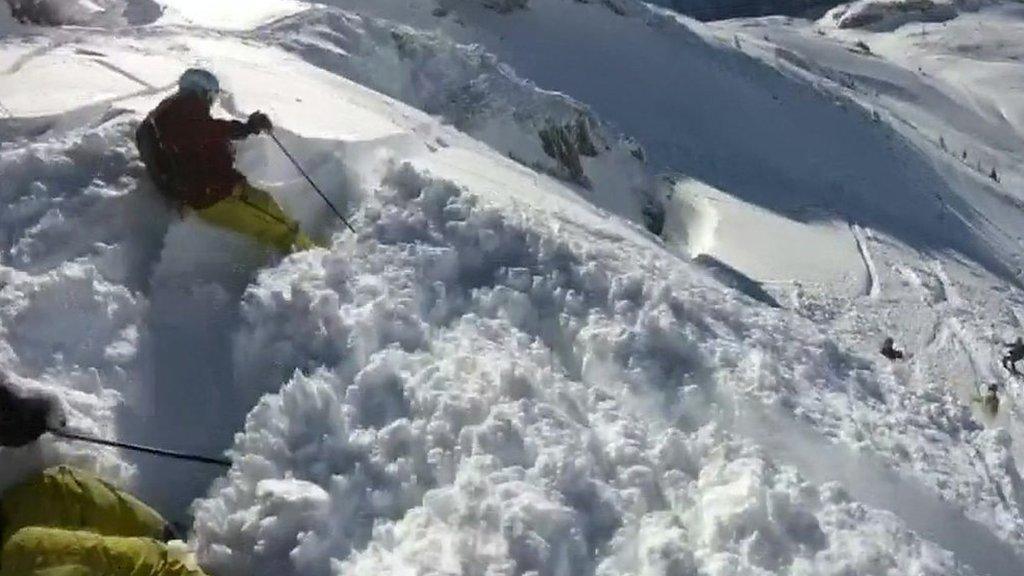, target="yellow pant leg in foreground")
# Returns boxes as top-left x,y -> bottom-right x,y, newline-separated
196,182 -> 315,253
1,527 -> 205,576
0,467 -> 207,576
0,466 -> 167,543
